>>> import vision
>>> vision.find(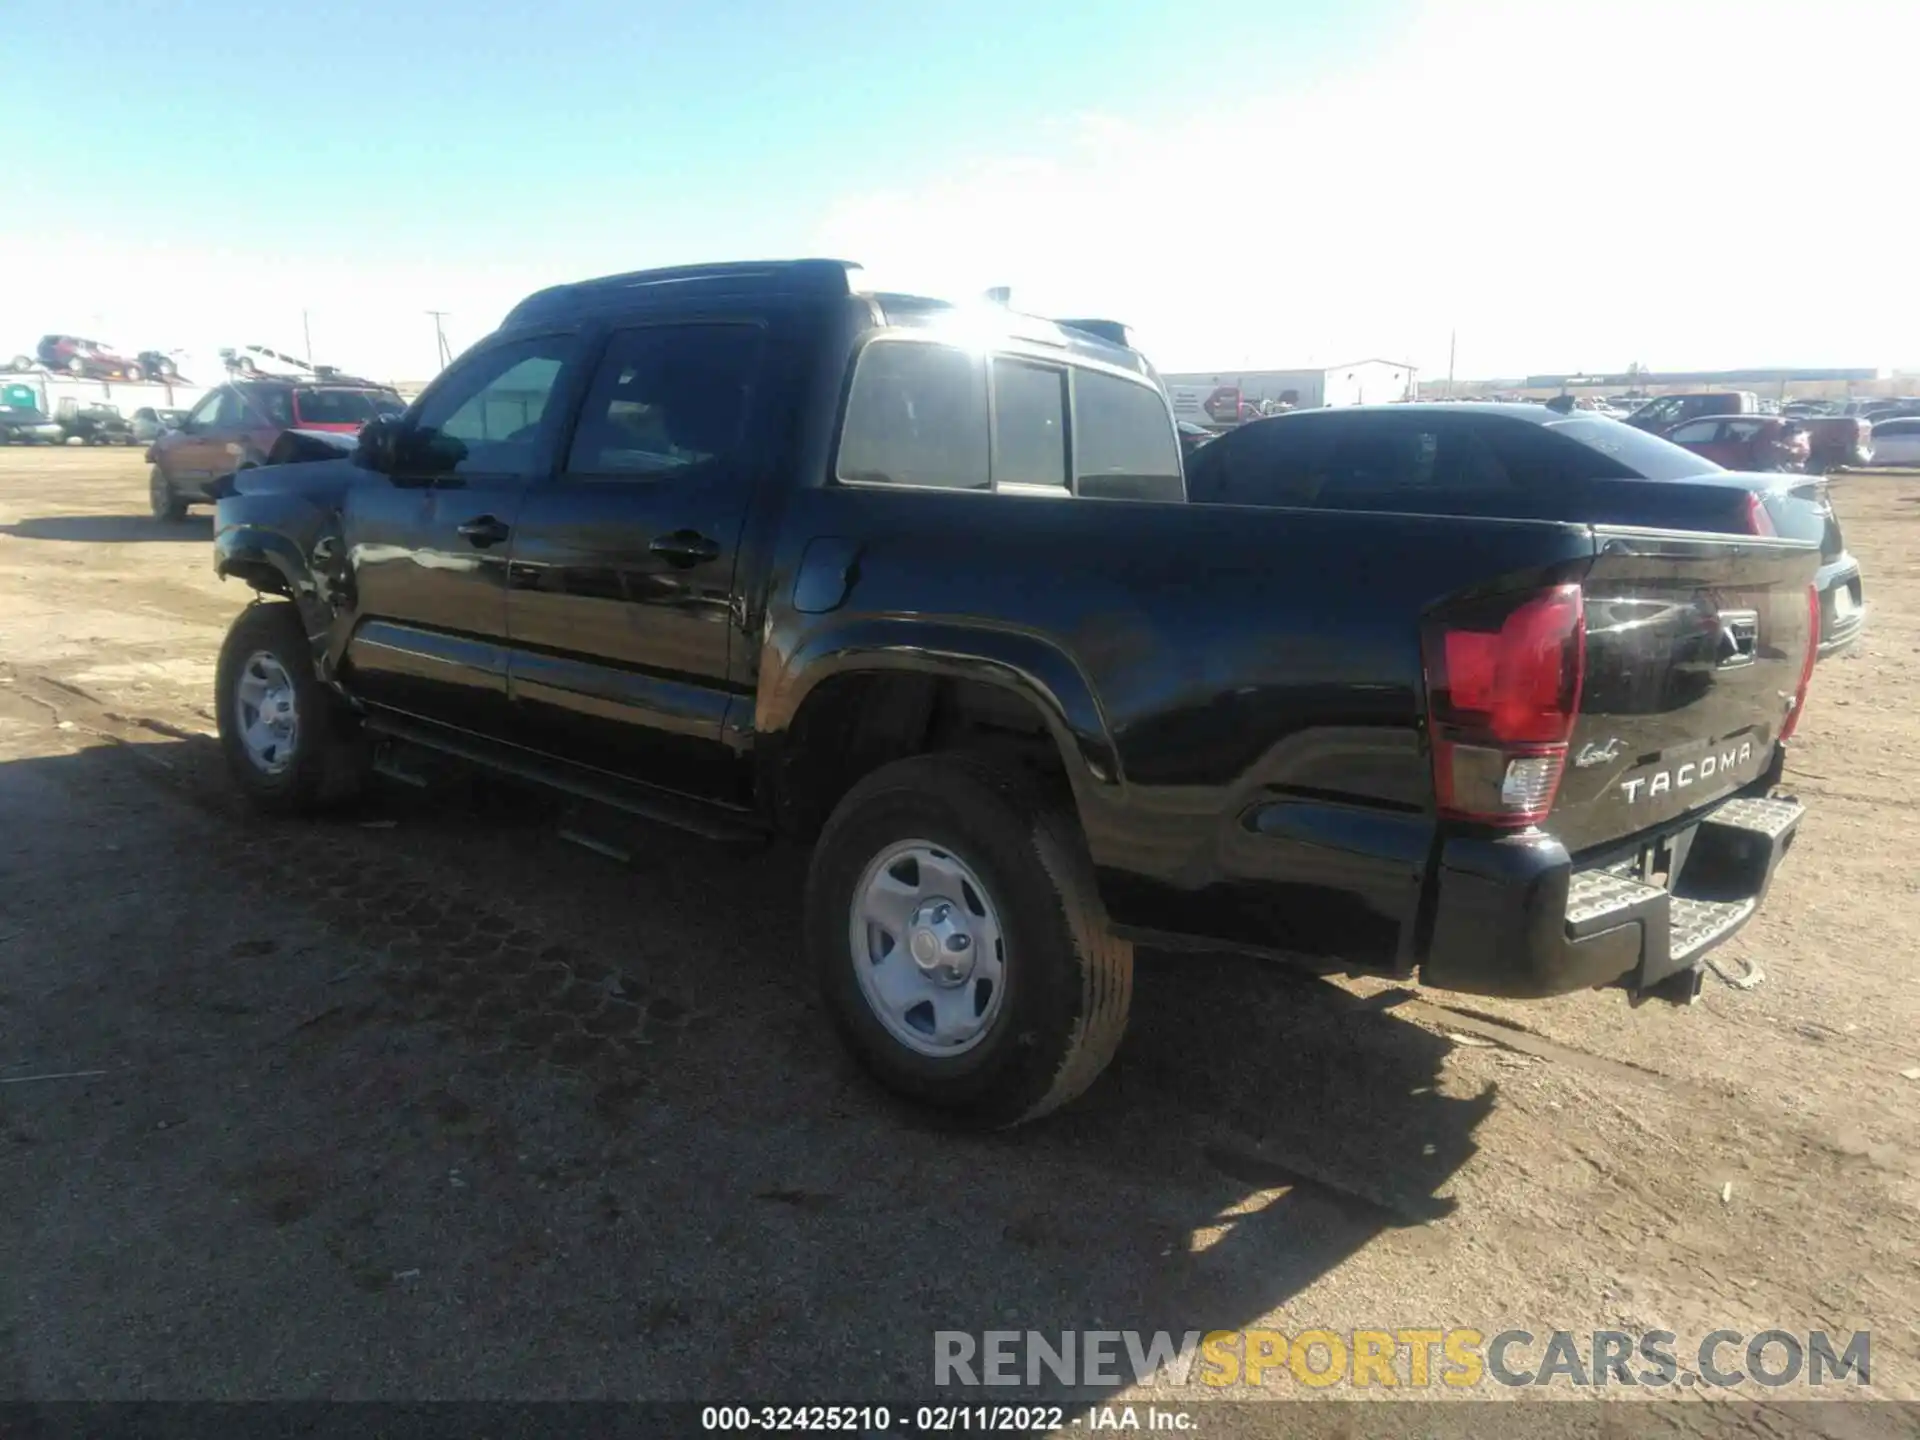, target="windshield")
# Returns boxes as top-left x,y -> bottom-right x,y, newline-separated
1544,416 -> 1721,478
293,388 -> 392,425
